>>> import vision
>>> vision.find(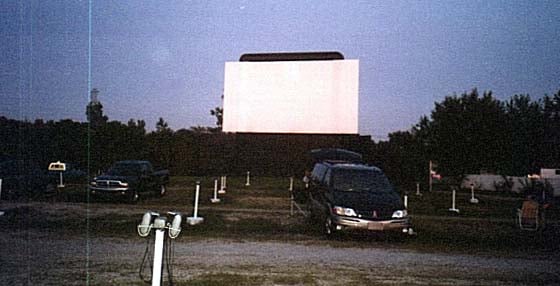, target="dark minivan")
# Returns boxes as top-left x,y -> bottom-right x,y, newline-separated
306,149 -> 413,237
